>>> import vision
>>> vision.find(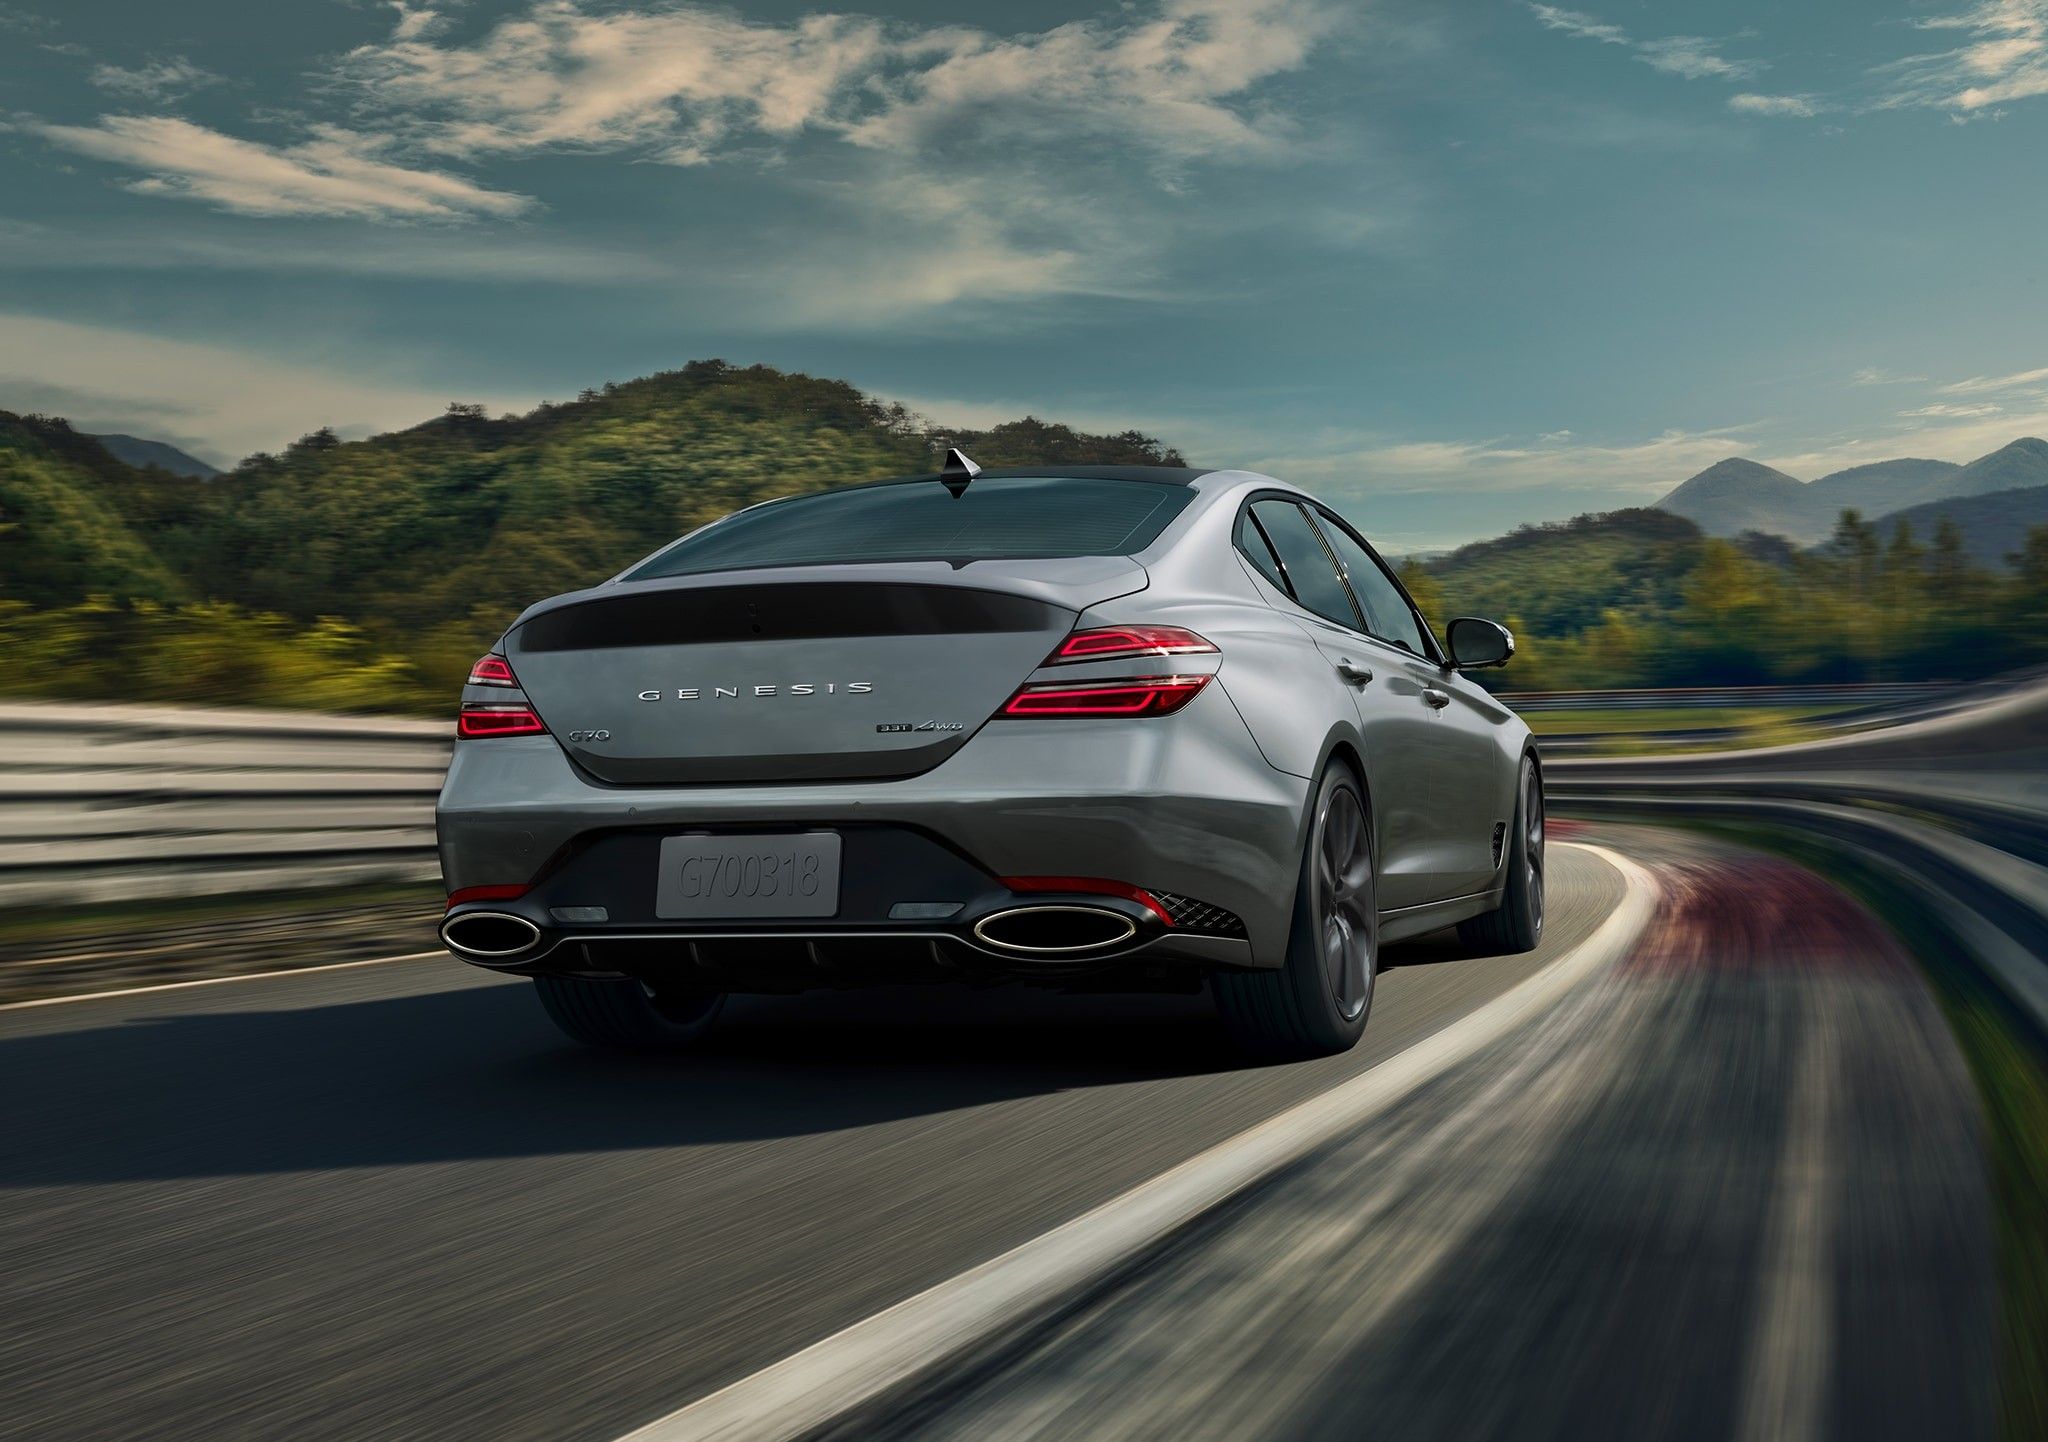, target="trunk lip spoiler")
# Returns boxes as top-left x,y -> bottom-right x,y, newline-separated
505,558 -> 1153,634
